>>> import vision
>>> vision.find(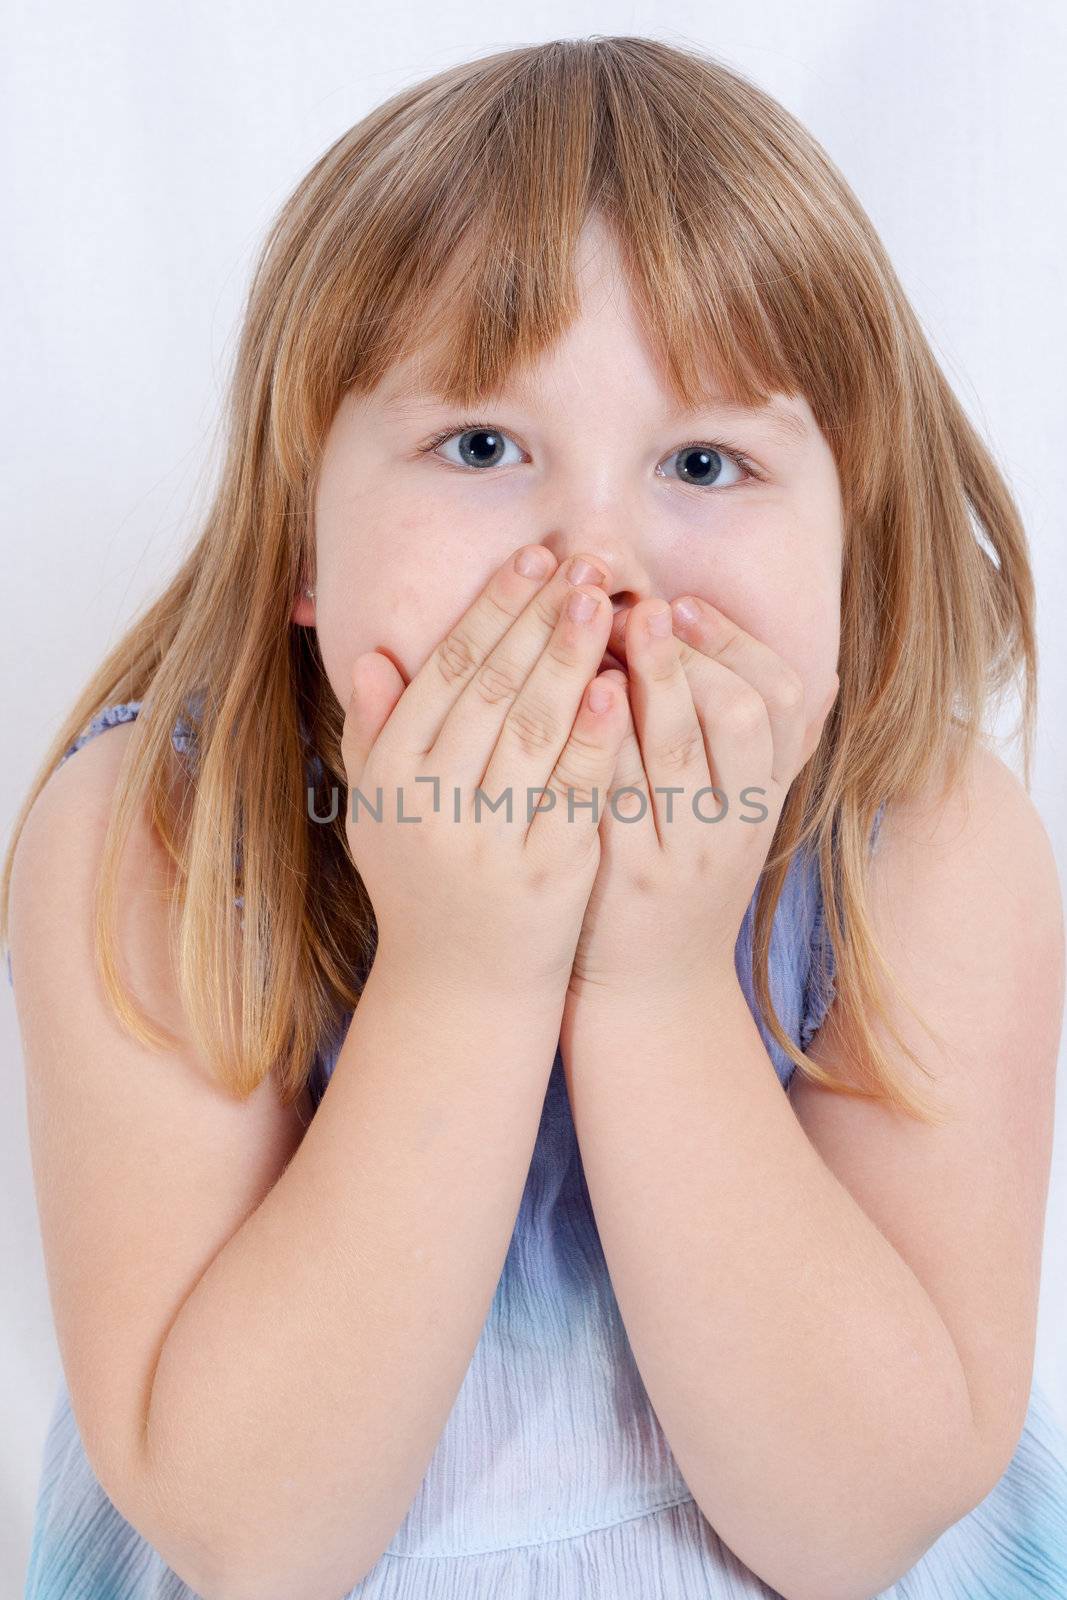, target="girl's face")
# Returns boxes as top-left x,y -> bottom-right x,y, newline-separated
297,216 -> 842,726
